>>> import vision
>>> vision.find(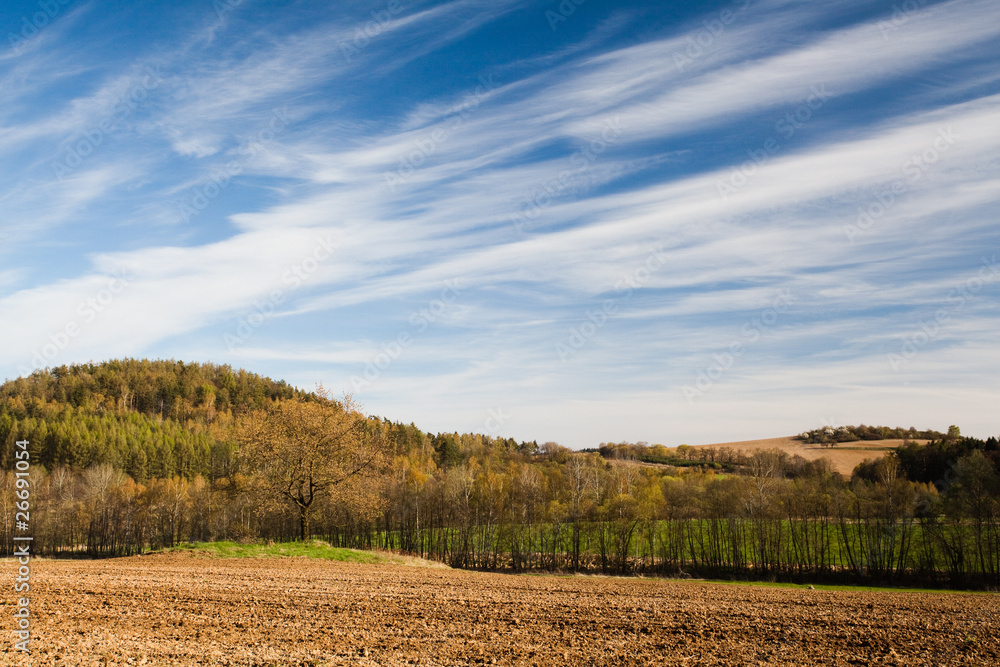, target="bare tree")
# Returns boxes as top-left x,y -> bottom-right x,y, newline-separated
235,392 -> 388,541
